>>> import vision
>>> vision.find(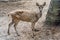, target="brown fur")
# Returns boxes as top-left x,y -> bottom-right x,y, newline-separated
7,2 -> 46,38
